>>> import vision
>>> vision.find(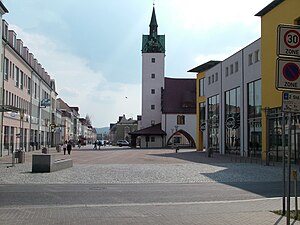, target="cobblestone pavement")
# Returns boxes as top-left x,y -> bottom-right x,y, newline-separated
0,145 -> 286,184
0,145 -> 299,225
